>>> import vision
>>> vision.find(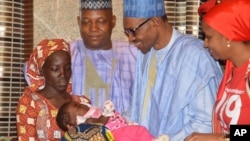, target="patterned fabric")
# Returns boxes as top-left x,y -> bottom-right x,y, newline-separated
61,123 -> 114,141
70,40 -> 137,119
16,87 -> 89,141
123,0 -> 165,18
80,0 -> 112,10
131,29 -> 222,141
26,39 -> 70,91
215,59 -> 250,133
76,100 -> 115,124
203,0 -> 250,41
105,111 -> 128,131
